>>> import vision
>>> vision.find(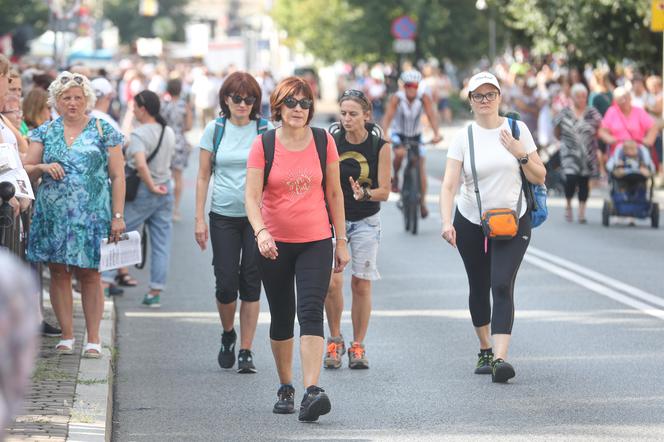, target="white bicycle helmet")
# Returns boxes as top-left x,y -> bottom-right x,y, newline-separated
400,70 -> 422,84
